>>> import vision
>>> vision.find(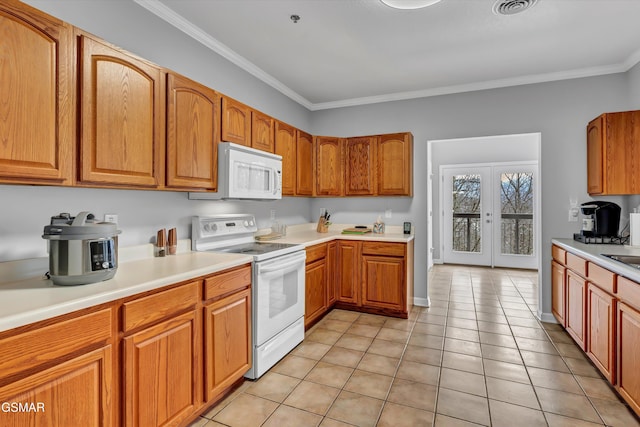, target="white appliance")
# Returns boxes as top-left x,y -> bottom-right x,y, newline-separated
192,215 -> 305,379
189,142 -> 282,200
